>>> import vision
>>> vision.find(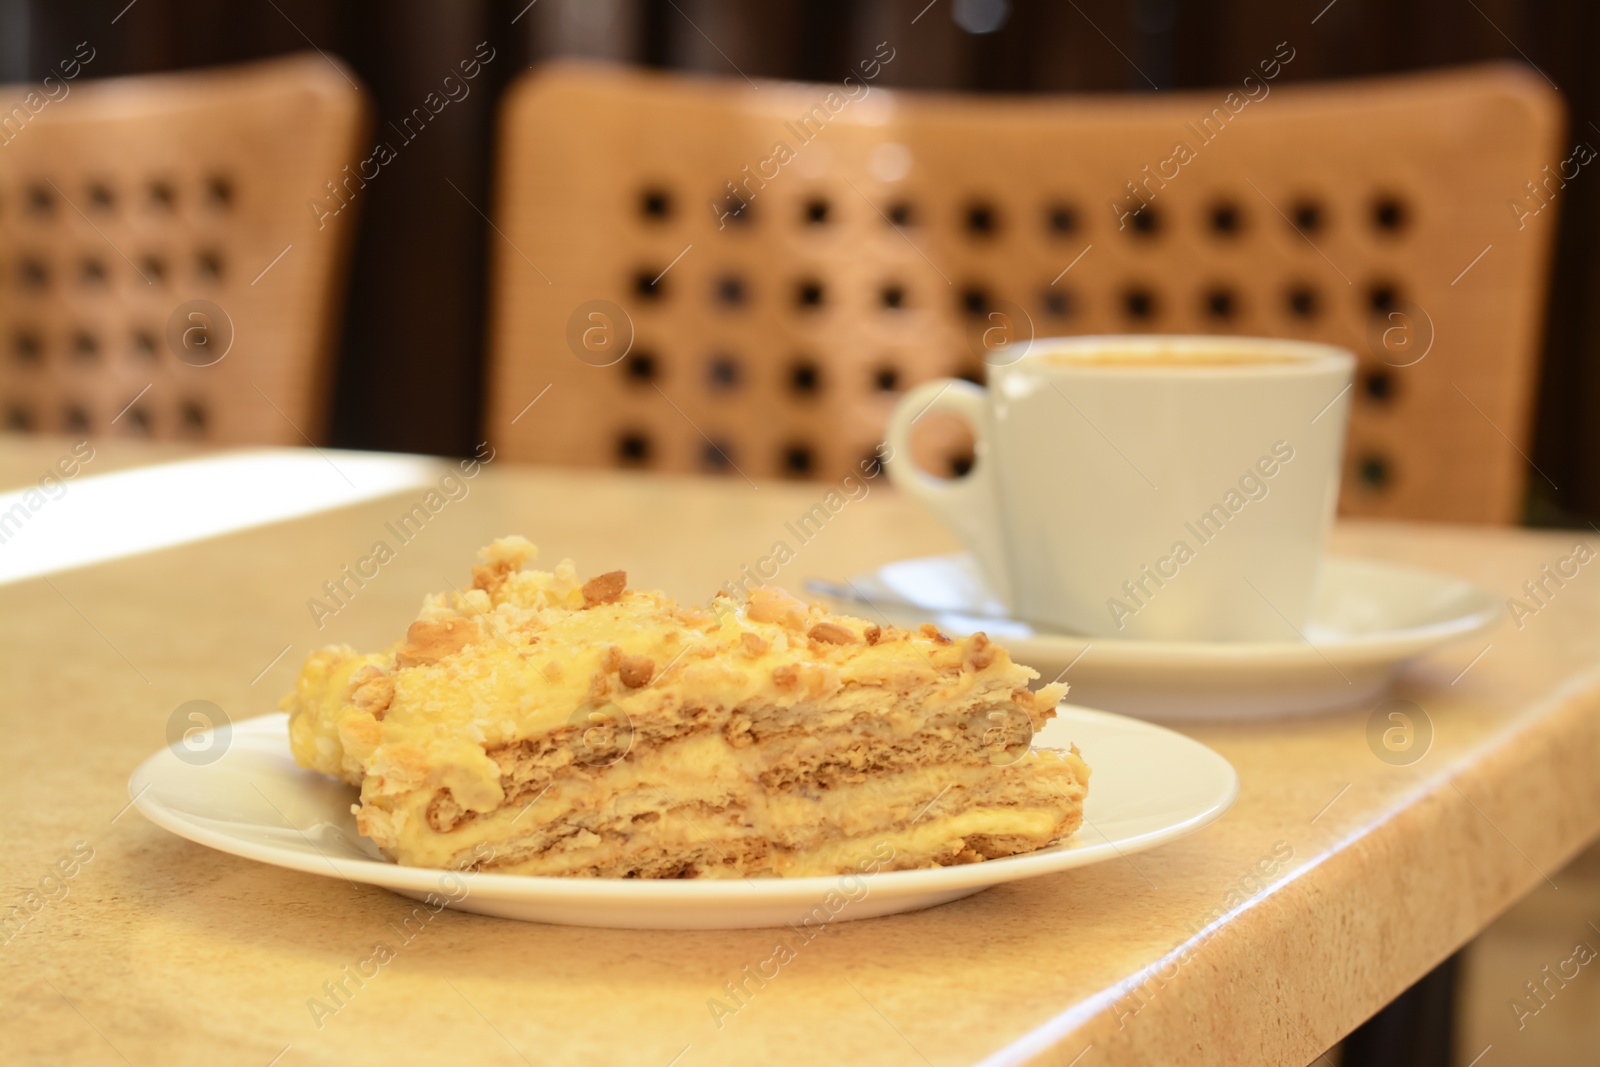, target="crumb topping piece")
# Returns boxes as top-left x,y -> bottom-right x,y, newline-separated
349,667 -> 395,721
618,653 -> 655,688
746,587 -> 808,629
807,621 -> 857,645
396,617 -> 478,667
966,632 -> 996,671
582,570 -> 627,607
